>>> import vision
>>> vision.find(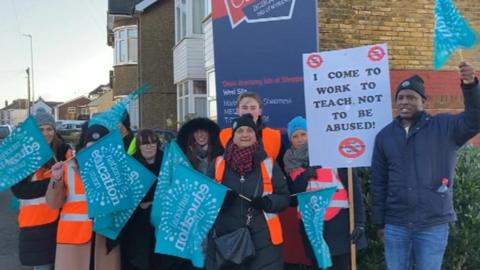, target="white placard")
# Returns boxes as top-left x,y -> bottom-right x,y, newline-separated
303,43 -> 392,168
